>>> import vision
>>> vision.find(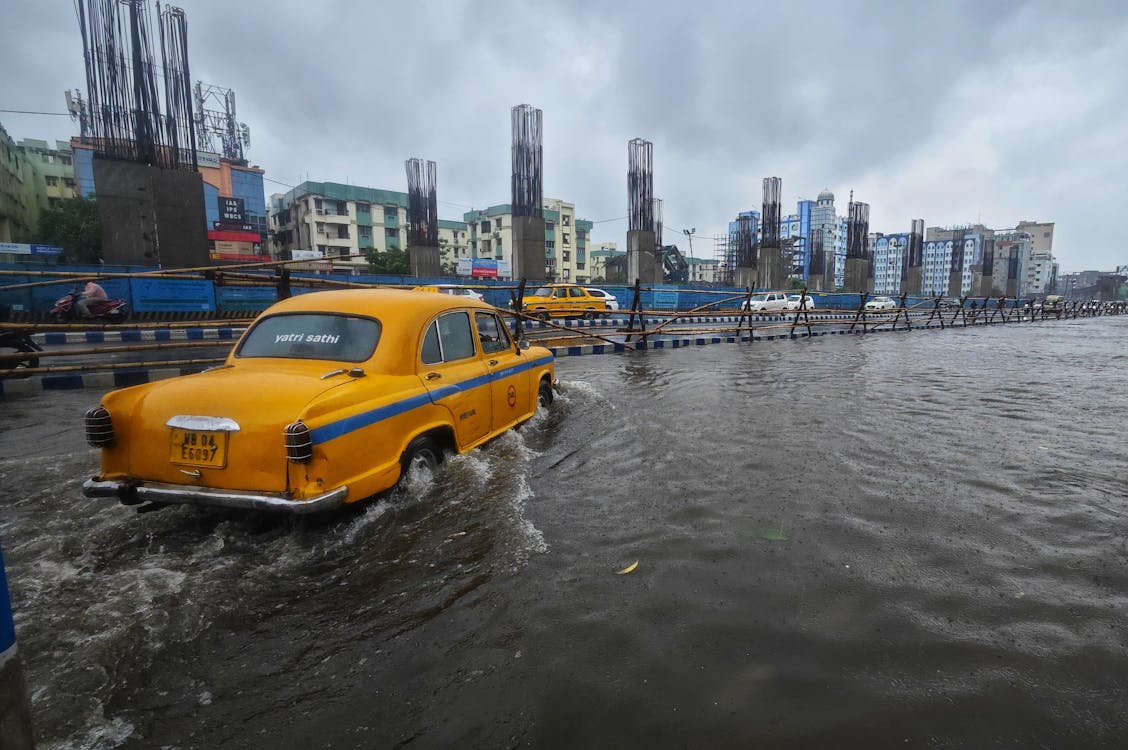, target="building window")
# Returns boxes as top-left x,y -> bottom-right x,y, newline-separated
45,176 -> 58,186
481,220 -> 491,233
546,221 -> 554,231
563,251 -> 570,261
546,241 -> 555,250
384,207 -> 397,221
562,215 -> 571,226
64,177 -> 75,188
563,233 -> 570,245
316,222 -> 325,234
61,155 -> 72,165
385,228 -> 398,239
